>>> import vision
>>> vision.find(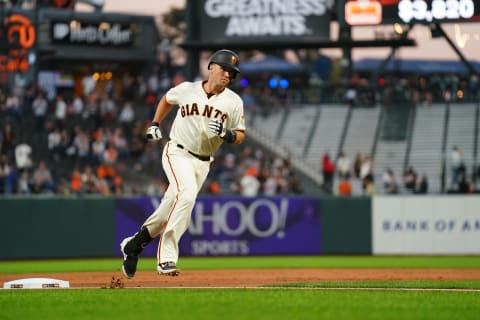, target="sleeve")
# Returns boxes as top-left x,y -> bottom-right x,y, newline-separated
165,82 -> 190,105
229,94 -> 246,132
